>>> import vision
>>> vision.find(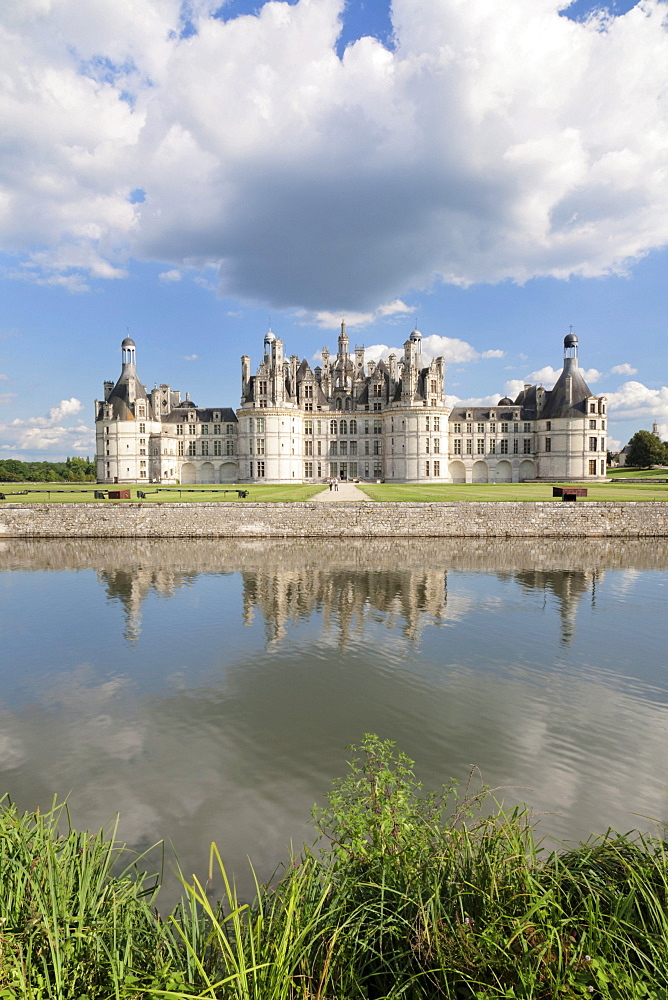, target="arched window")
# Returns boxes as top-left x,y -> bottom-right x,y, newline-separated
349,419 -> 357,434
339,419 -> 347,435
345,398 -> 351,411
336,398 -> 342,411
330,420 -> 337,434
